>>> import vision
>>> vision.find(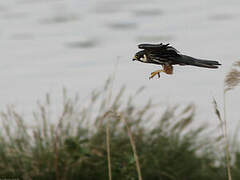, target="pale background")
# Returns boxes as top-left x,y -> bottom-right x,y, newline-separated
0,0 -> 240,134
